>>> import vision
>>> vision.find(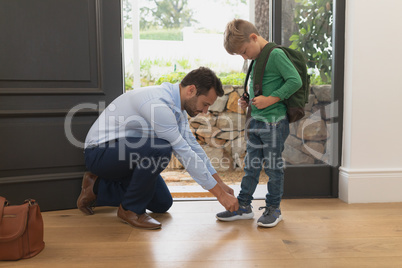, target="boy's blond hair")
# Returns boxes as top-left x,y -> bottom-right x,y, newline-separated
223,19 -> 260,55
